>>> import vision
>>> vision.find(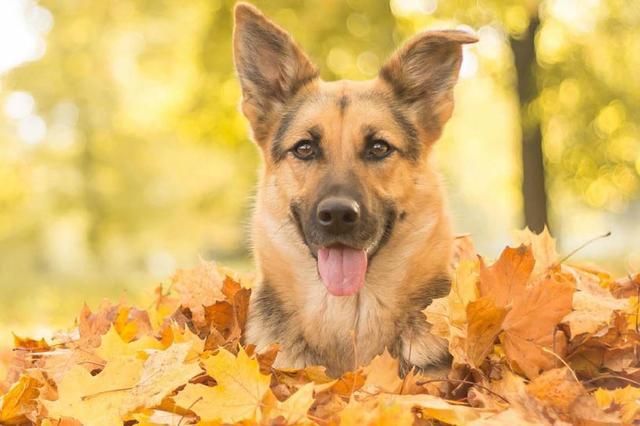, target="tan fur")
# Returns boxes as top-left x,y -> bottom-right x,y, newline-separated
234,3 -> 476,377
